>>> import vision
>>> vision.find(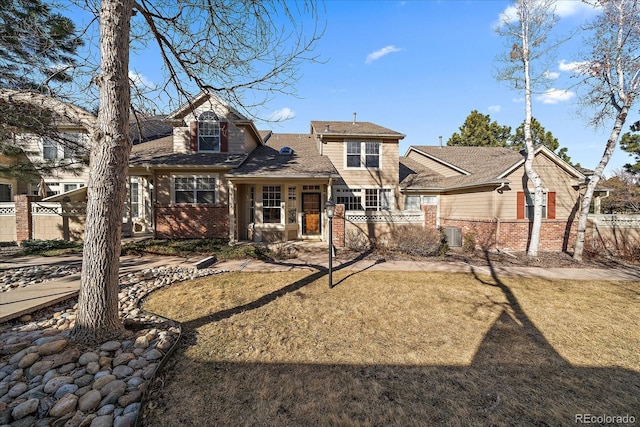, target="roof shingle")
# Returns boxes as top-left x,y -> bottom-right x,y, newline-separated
227,133 -> 338,178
